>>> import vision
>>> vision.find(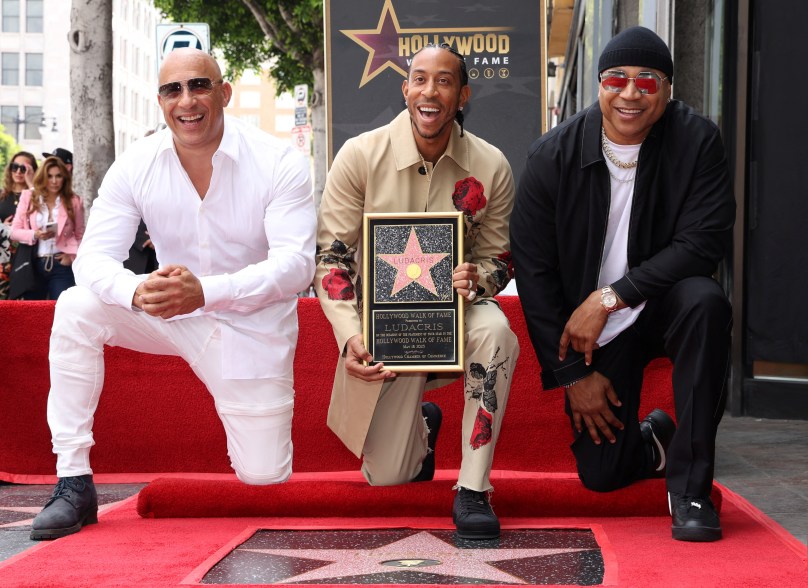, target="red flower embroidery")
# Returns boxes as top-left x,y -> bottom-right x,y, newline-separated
470,407 -> 493,449
497,251 -> 514,279
322,268 -> 355,301
452,177 -> 487,217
